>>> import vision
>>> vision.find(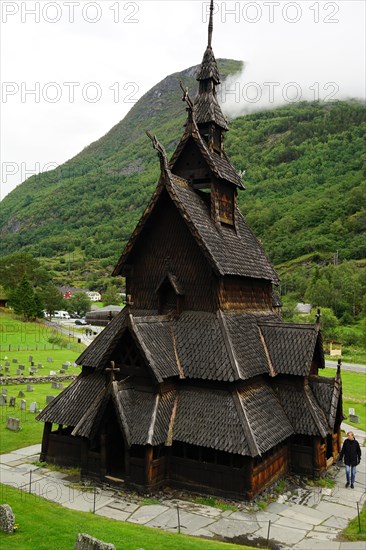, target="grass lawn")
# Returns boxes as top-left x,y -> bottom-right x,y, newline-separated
0,381 -> 74,453
343,503 -> 366,541
322,368 -> 366,431
0,485 -> 254,550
